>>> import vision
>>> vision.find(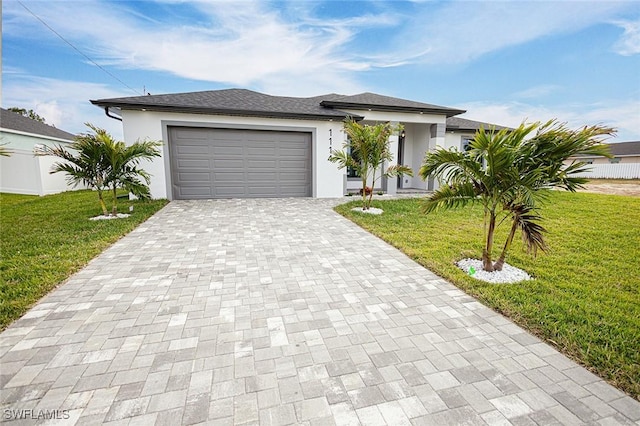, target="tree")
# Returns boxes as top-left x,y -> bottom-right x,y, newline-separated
329,118 -> 413,210
419,120 -> 613,272
43,124 -> 161,216
8,107 -> 47,123
101,131 -> 161,215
